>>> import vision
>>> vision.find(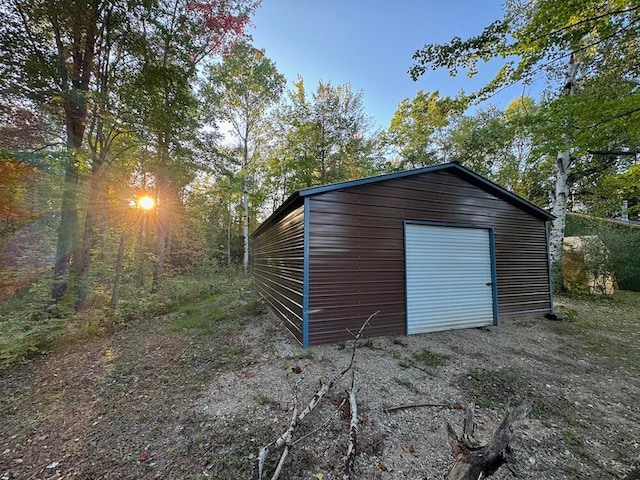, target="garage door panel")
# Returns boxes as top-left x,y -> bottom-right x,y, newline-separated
405,223 -> 496,335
